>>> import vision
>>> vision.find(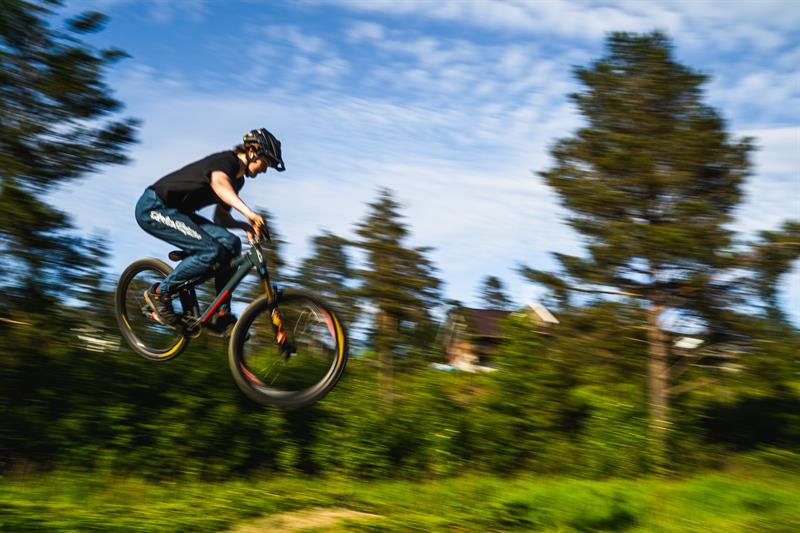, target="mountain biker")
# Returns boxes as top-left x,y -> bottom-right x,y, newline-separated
135,128 -> 285,335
